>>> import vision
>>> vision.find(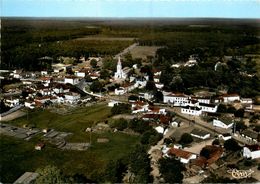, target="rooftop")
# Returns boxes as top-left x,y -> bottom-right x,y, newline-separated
168,148 -> 194,160
191,129 -> 210,137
